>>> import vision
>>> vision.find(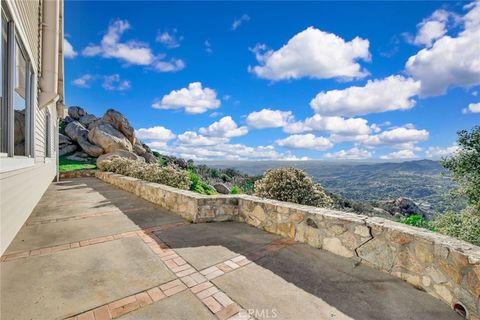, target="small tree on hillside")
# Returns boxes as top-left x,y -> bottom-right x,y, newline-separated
254,167 -> 332,208
441,125 -> 480,210
432,126 -> 480,246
